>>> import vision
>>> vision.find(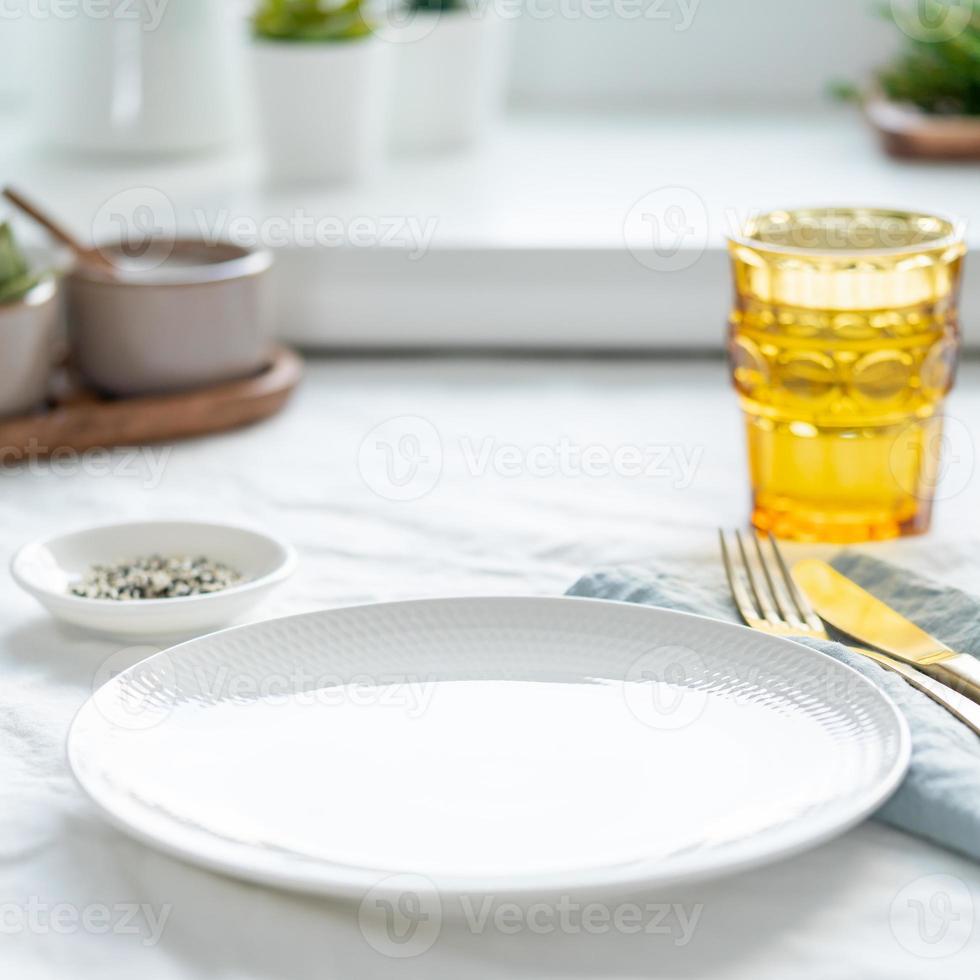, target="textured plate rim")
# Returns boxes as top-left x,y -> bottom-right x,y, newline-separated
68,595 -> 911,900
